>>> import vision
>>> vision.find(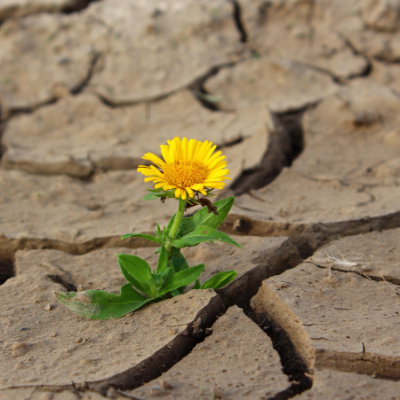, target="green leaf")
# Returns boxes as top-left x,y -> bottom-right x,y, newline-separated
180,197 -> 234,236
121,233 -> 163,245
118,254 -> 152,283
193,279 -> 201,289
155,223 -> 162,238
159,264 -> 205,296
201,271 -> 237,290
55,284 -> 155,320
171,225 -> 243,249
157,246 -> 169,273
166,212 -> 177,235
118,258 -> 153,297
169,247 -> 189,273
142,188 -> 176,201
143,192 -> 161,201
